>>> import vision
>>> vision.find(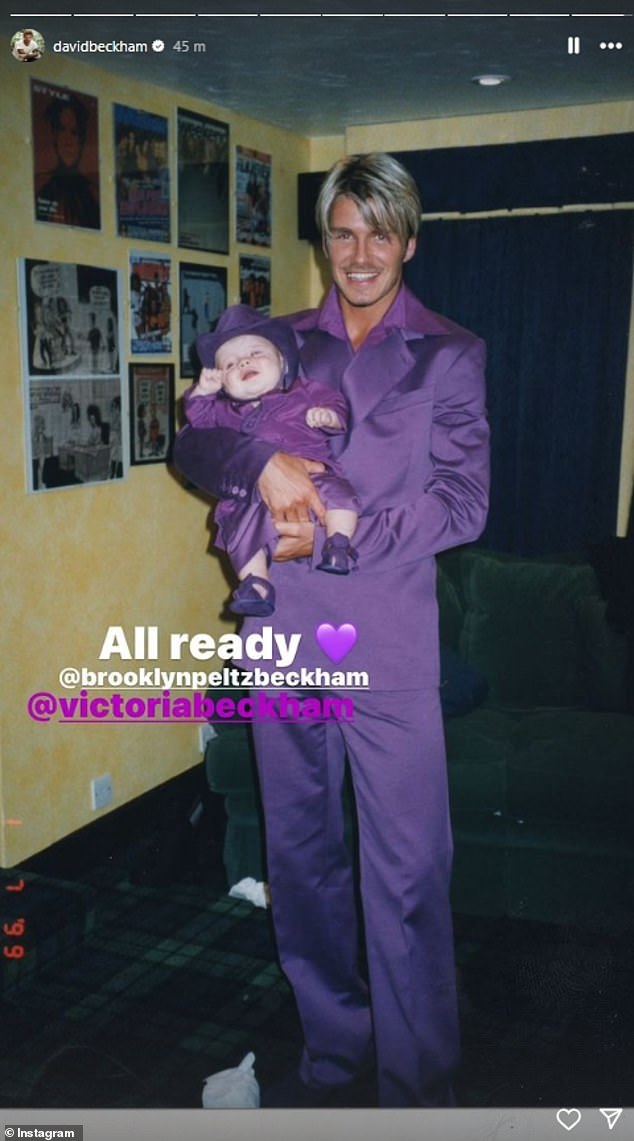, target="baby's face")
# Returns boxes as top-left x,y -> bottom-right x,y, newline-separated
215,333 -> 283,402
